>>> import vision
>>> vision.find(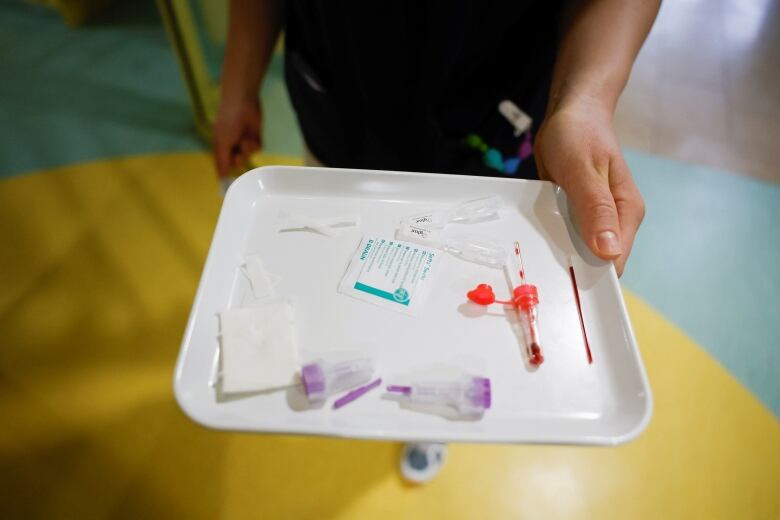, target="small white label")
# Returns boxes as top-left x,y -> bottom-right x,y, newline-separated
396,221 -> 442,245
498,100 -> 532,136
409,213 -> 437,226
405,210 -> 449,229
